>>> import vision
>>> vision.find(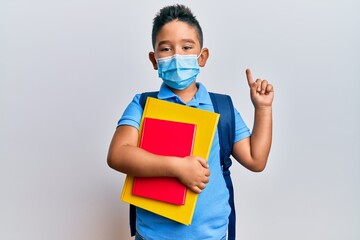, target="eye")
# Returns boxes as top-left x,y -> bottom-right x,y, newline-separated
160,47 -> 172,52
183,45 -> 193,51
